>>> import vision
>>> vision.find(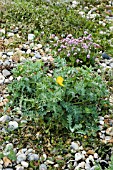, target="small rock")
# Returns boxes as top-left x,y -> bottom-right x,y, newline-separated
105,136 -> 112,141
85,162 -> 91,170
75,152 -> 83,161
15,165 -> 24,170
46,159 -> 54,164
28,34 -> 35,41
21,161 -> 29,168
0,115 -> 11,123
34,52 -> 42,59
3,60 -> 11,66
106,127 -> 113,136
8,121 -> 18,130
0,74 -> 5,84
75,161 -> 85,169
100,63 -> 107,67
110,62 -> 113,68
37,44 -> 42,49
87,150 -> 95,155
17,154 -> 27,163
94,153 -> 98,159
2,69 -> 11,77
7,52 -> 13,56
39,164 -> 47,170
27,153 -> 39,161
0,164 -> 3,169
99,120 -> 104,125
3,157 -> 12,167
102,53 -> 111,59
70,142 -> 79,151
26,49 -> 31,54
7,32 -> 14,37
